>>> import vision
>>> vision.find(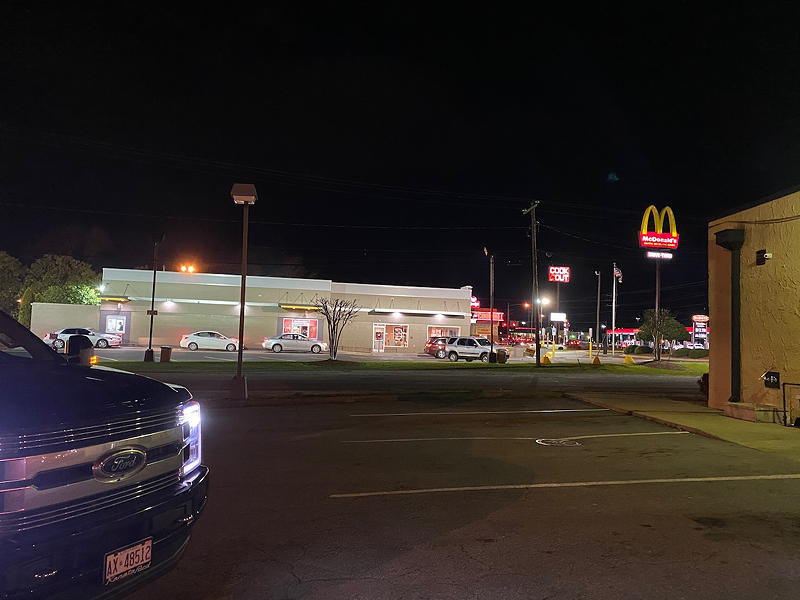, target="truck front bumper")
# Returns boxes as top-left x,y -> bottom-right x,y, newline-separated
0,465 -> 209,600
